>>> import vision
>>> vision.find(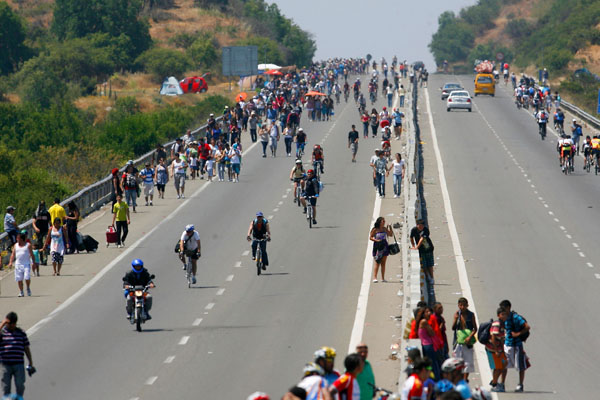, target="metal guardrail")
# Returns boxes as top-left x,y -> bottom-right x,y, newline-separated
560,99 -> 600,130
0,116 -> 222,257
